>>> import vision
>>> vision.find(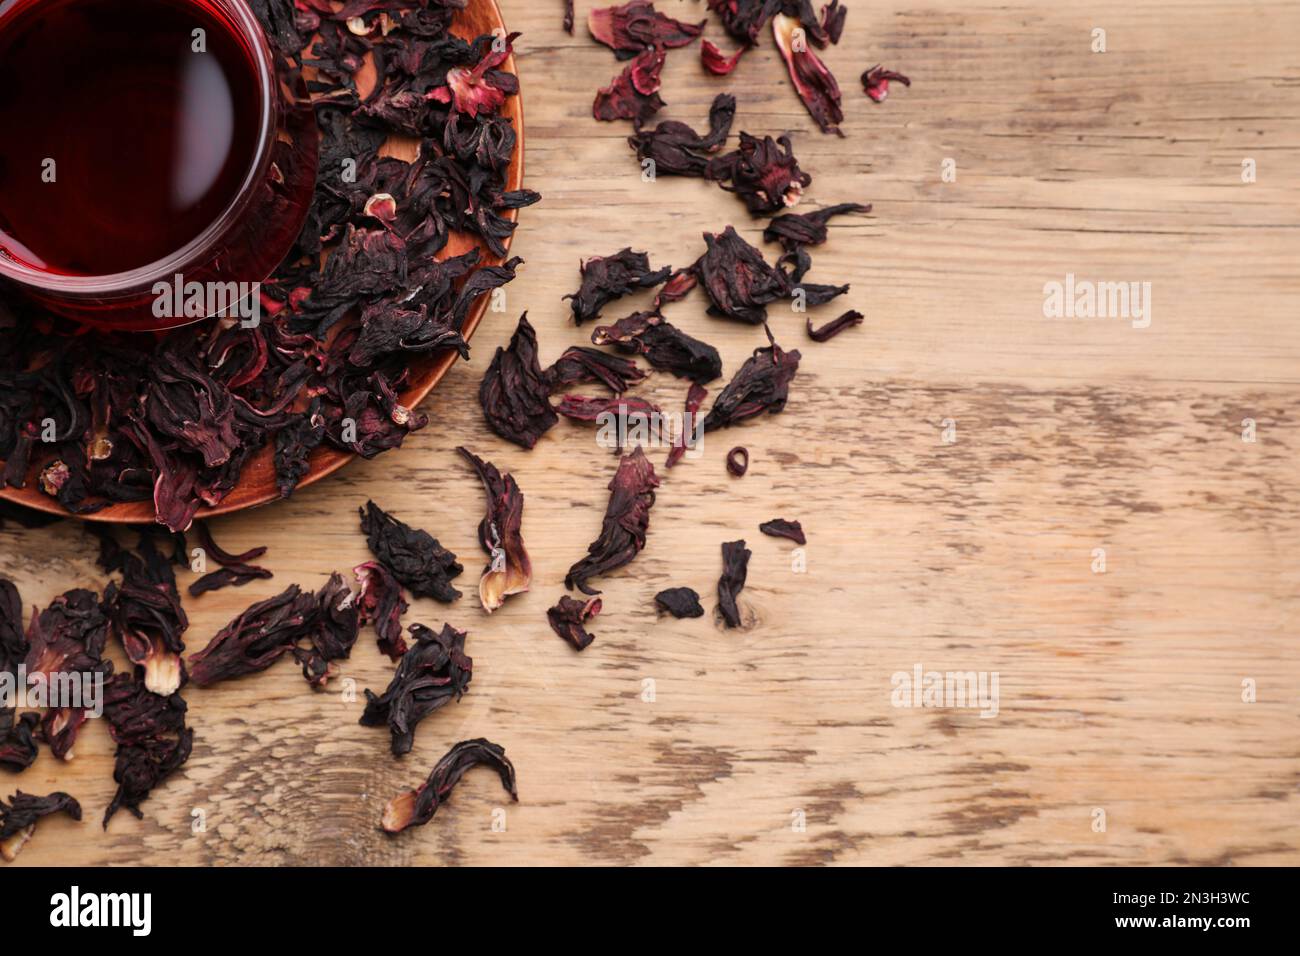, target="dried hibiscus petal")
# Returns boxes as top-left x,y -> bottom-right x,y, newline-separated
717,539 -> 752,628
480,314 -> 559,449
188,584 -> 317,687
759,518 -> 806,545
726,446 -> 750,476
696,226 -> 790,324
360,622 -> 472,757
589,2 -> 705,58
0,710 -> 39,771
458,448 -> 531,613
0,790 -> 81,862
863,65 -> 911,103
703,334 -> 802,432
355,560 -> 410,661
555,394 -> 661,425
706,133 -> 811,215
564,0 -> 575,34
807,309 -> 864,342
427,32 -> 521,118
592,311 -> 722,384
700,39 -> 747,76
547,595 -> 602,651
565,249 -> 673,325
628,93 -> 736,176
708,0 -> 780,44
772,12 -> 843,135
0,577 -> 27,676
666,382 -> 708,468
566,446 -> 659,595
654,587 -> 703,619
593,45 -> 667,126
544,346 -> 647,394
360,500 -> 462,603
294,572 -> 361,688
24,589 -> 112,760
101,672 -> 193,827
103,534 -> 188,696
381,738 -> 516,834
764,202 -> 871,254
